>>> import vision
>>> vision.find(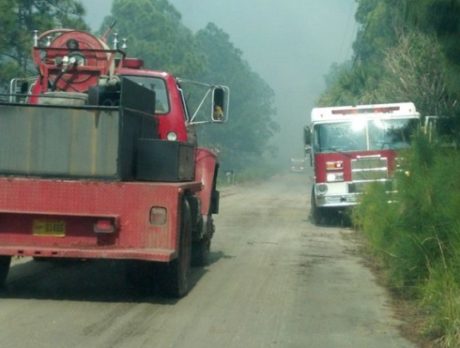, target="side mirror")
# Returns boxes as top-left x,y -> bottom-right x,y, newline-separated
303,126 -> 311,144
304,126 -> 313,162
211,86 -> 230,123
